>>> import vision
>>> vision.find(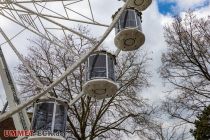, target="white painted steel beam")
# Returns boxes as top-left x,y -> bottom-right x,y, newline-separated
0,0 -> 130,123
